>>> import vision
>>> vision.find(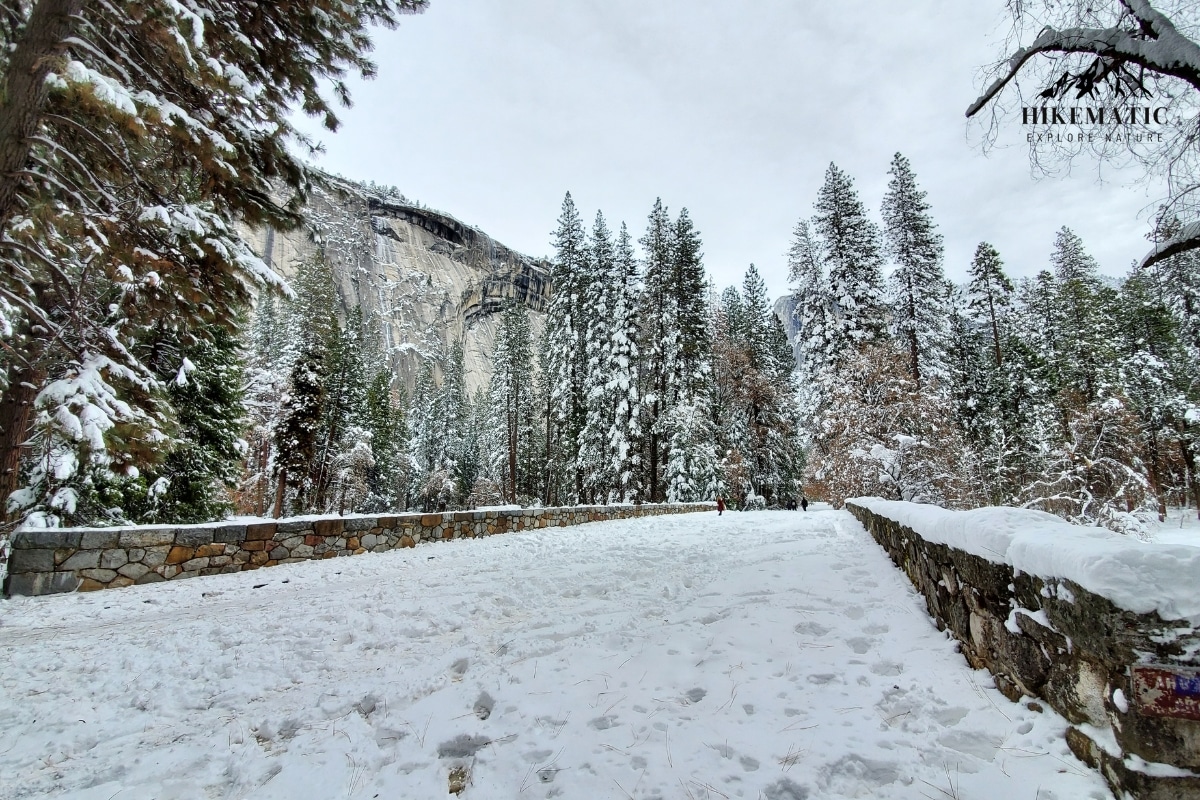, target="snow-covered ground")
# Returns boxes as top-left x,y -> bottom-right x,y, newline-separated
0,508 -> 1110,799
1150,506 -> 1200,547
